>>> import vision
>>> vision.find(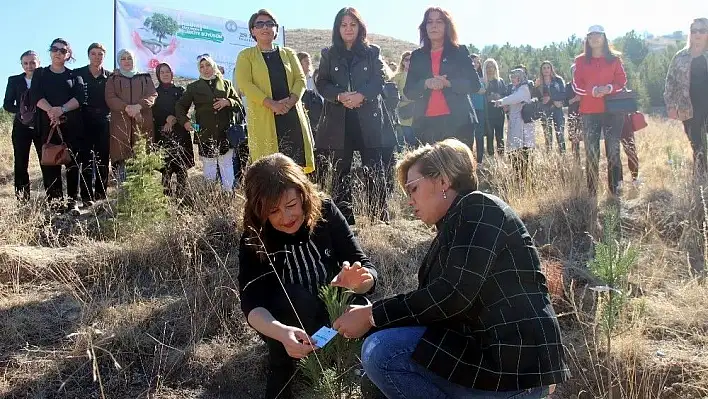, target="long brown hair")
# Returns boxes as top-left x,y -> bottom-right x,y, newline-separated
537,60 -> 561,86
332,7 -> 369,50
581,34 -> 620,63
418,7 -> 459,50
242,153 -> 324,241
398,51 -> 412,72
